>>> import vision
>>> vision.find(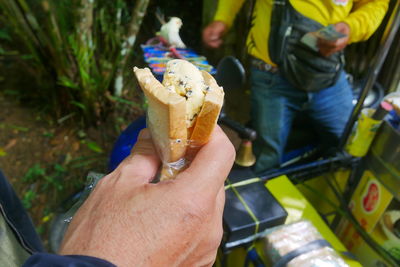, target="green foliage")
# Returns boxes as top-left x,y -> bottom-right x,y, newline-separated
0,29 -> 12,41
20,160 -> 84,210
0,0 -> 150,125
8,124 -> 29,132
42,131 -> 54,138
81,140 -> 103,153
22,163 -> 65,193
22,163 -> 46,183
22,190 -> 37,209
